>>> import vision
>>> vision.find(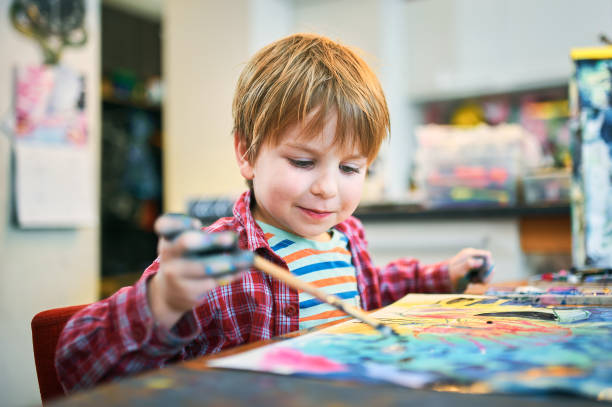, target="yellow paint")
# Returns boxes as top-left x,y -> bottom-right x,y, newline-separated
521,365 -> 584,378
432,382 -> 491,394
146,377 -> 175,390
321,294 -> 559,336
598,387 -> 612,401
571,46 -> 612,61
